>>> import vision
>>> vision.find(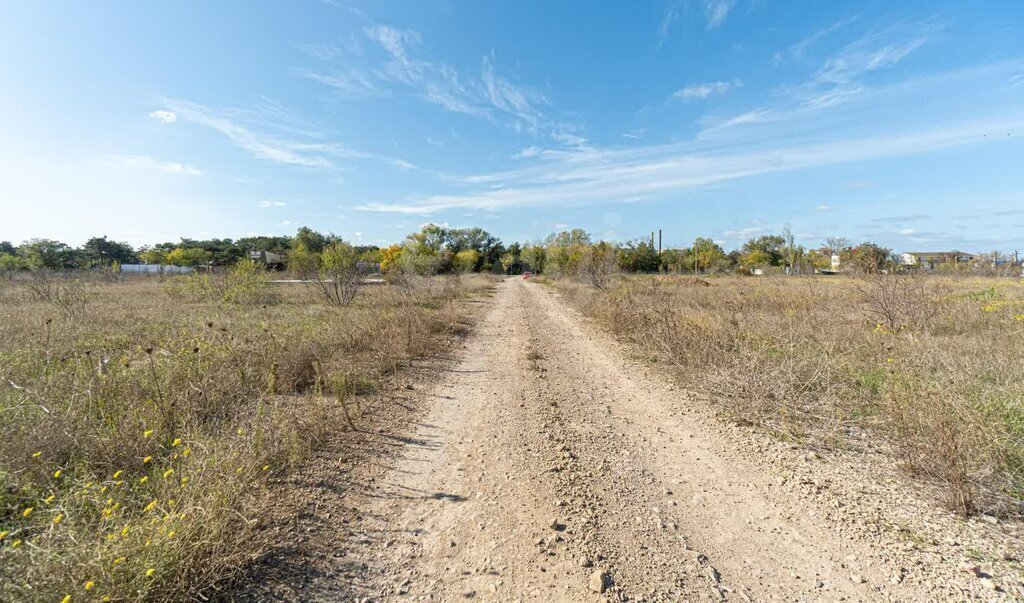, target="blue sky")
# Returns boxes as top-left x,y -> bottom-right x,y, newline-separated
2,0 -> 1023,252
